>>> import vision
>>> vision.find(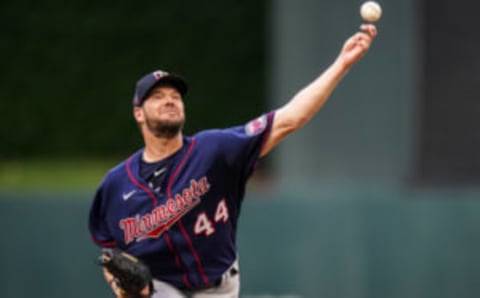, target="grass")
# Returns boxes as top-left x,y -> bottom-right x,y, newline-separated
0,159 -> 119,192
